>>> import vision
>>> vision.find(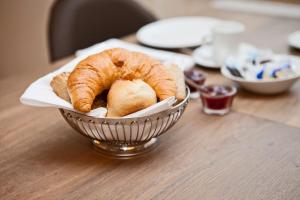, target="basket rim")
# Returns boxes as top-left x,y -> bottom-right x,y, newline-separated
59,86 -> 190,122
